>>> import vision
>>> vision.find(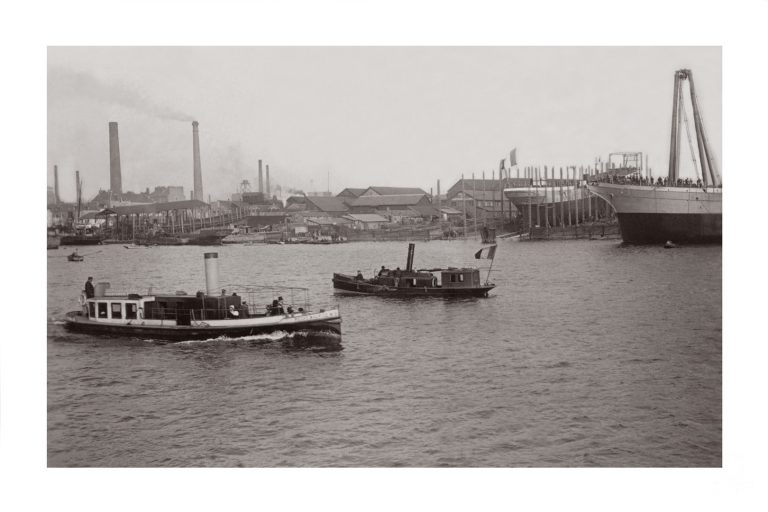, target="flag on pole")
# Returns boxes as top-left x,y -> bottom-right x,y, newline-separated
499,158 -> 505,172
510,148 -> 517,167
474,244 -> 497,260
